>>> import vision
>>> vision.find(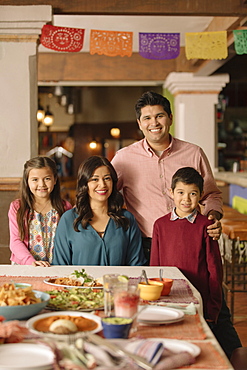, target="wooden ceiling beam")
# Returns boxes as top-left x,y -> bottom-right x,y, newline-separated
0,0 -> 247,16
38,52 -> 178,83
